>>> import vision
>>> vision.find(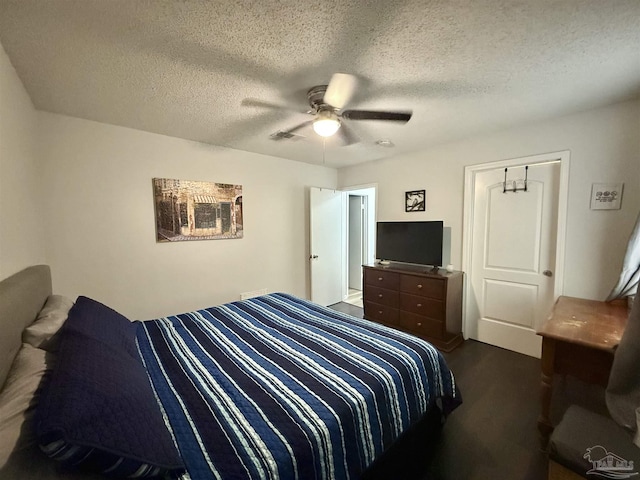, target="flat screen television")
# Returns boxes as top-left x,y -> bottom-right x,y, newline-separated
376,221 -> 443,267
